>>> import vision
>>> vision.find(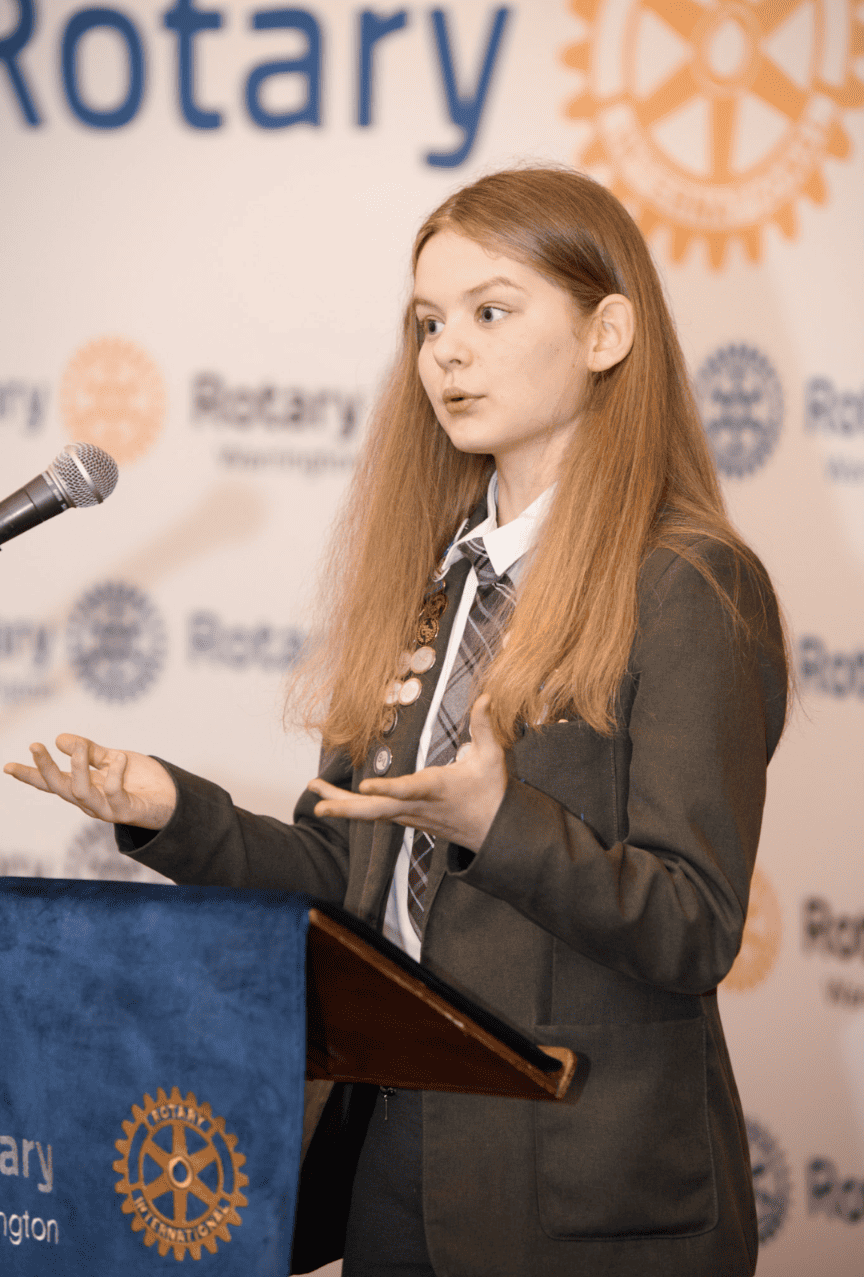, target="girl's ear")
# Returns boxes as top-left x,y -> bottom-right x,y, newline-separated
586,295 -> 635,372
